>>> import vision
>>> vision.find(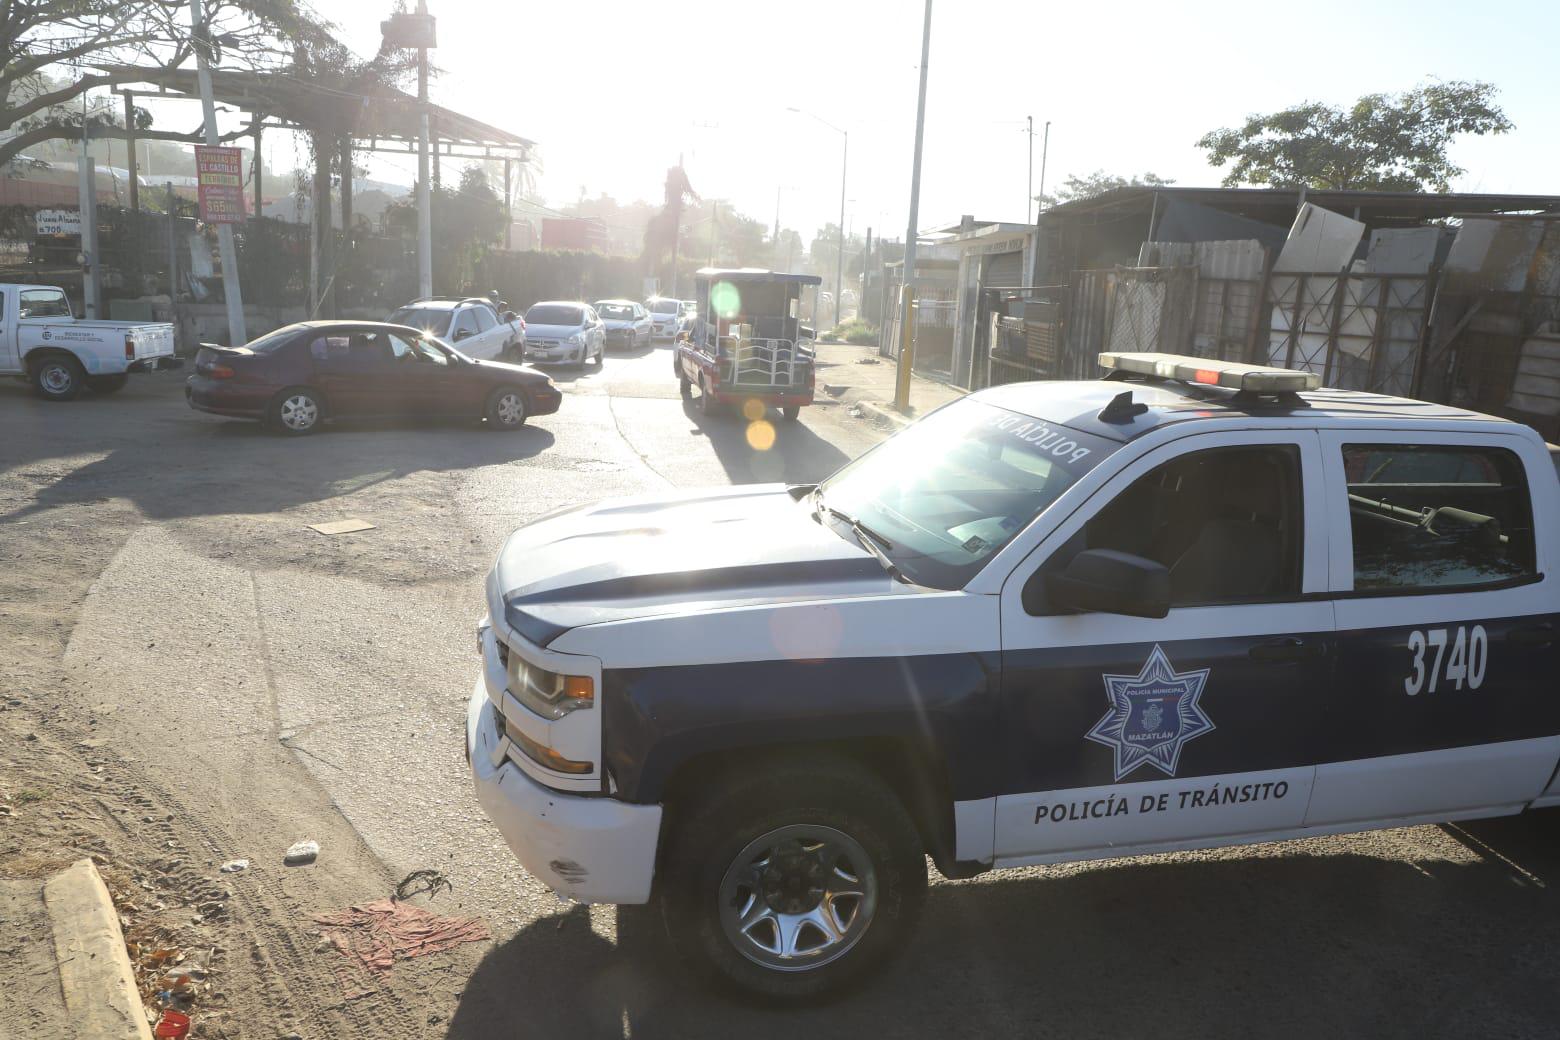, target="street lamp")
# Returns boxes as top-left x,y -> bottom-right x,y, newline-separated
786,106 -> 847,330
